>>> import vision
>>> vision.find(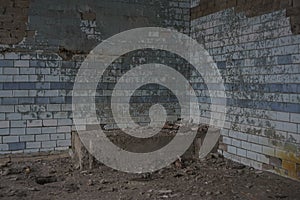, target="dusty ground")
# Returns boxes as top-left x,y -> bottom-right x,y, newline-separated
0,155 -> 299,200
